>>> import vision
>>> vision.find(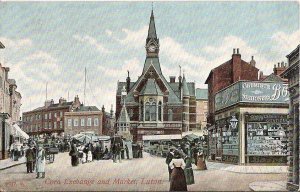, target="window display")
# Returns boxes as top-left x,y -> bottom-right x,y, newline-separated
246,114 -> 288,156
